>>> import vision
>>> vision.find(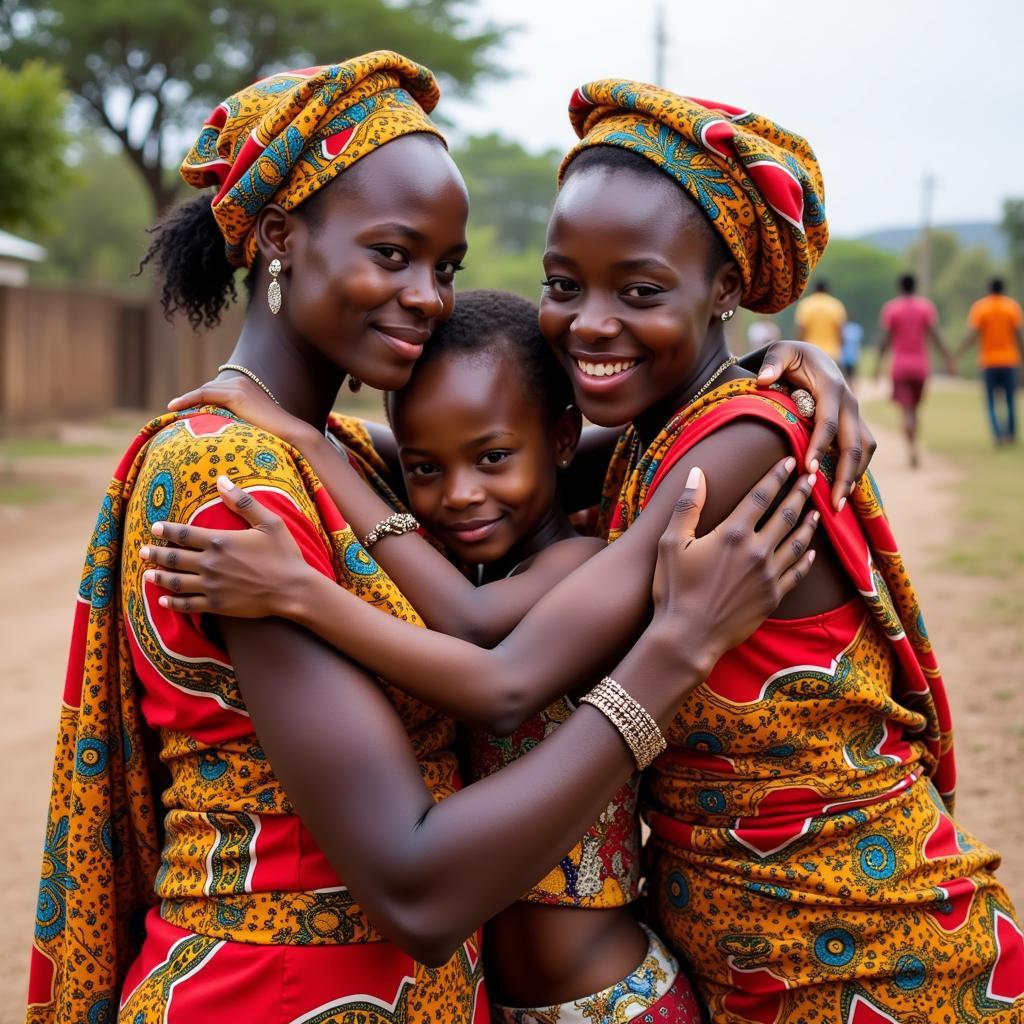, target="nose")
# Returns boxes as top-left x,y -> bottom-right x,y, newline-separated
398,265 -> 446,319
442,467 -> 485,511
570,299 -> 622,346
